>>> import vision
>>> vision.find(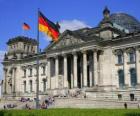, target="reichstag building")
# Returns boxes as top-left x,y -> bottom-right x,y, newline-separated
2,7 -> 140,101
